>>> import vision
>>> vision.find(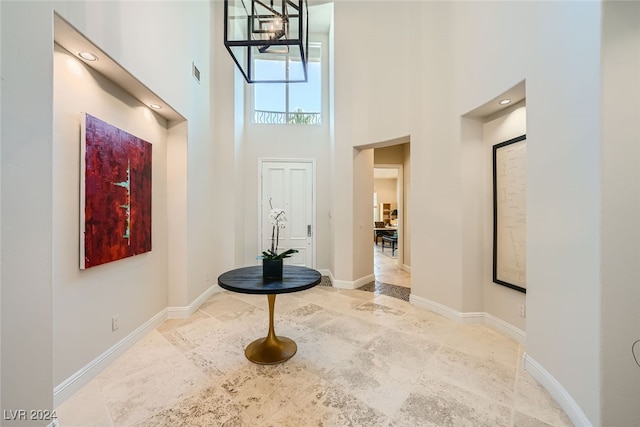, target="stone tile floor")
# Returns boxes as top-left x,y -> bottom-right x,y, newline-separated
354,243 -> 411,301
56,285 -> 573,426
372,243 -> 411,289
